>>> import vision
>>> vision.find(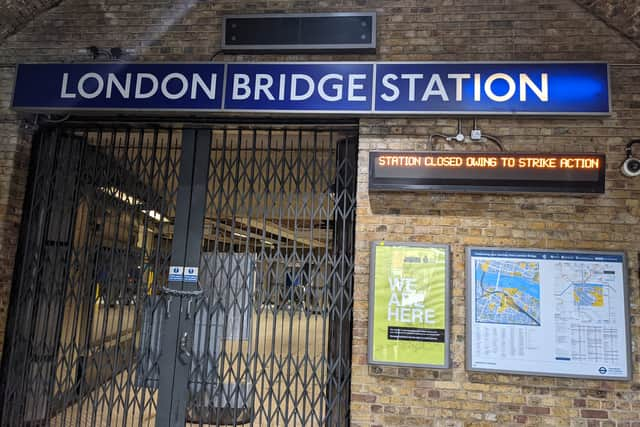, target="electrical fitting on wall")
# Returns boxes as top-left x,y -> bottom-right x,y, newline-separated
86,46 -> 124,60
428,118 -> 504,151
621,139 -> 640,177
